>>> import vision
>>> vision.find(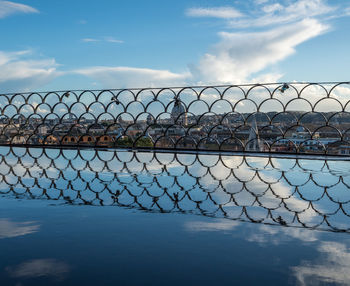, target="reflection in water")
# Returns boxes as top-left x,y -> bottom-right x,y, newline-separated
1,146 -> 350,233
185,219 -> 240,232
293,241 -> 350,286
0,219 -> 40,239
6,259 -> 70,280
246,224 -> 319,244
